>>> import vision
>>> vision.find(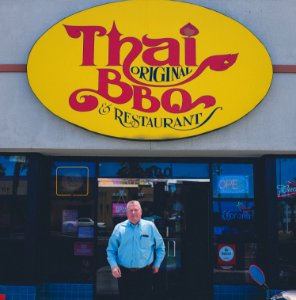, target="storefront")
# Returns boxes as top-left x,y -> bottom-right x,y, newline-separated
0,155 -> 295,299
1,0 -> 296,299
